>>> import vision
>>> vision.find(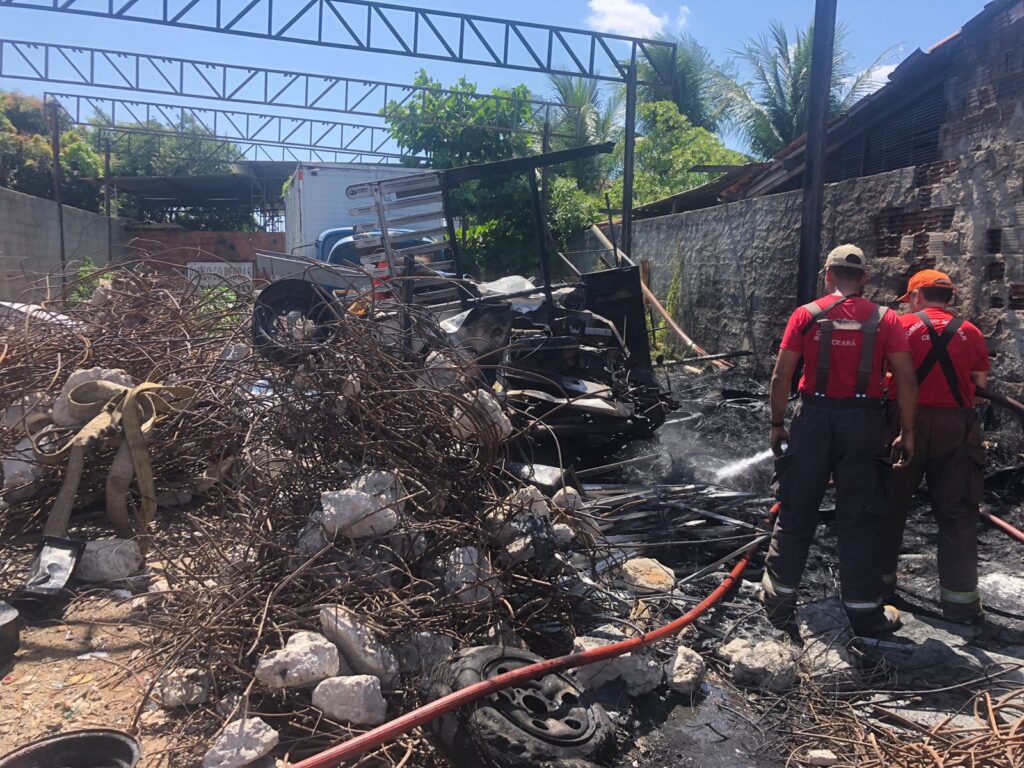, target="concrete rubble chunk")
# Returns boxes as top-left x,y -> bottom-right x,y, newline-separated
52,367 -> 135,427
806,748 -> 839,766
552,523 -> 575,547
443,546 -> 500,604
76,539 -> 144,583
254,631 -> 339,689
551,486 -> 586,513
397,632 -> 455,677
202,717 -> 279,768
320,489 -> 398,539
507,535 -> 535,564
352,470 -> 405,515
452,388 -> 513,441
312,675 -> 388,726
572,625 -> 663,695
295,511 -> 329,555
622,557 -> 676,593
2,436 -> 45,493
154,667 -> 212,709
727,638 -> 798,693
319,606 -> 400,688
2,393 -> 45,429
421,349 -> 475,390
667,645 -> 706,695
